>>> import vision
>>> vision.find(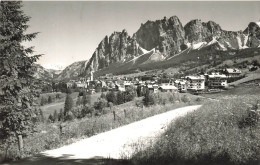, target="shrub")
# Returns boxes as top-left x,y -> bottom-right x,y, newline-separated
94,98 -> 107,114
181,95 -> 190,103
106,91 -> 117,105
123,85 -> 136,102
